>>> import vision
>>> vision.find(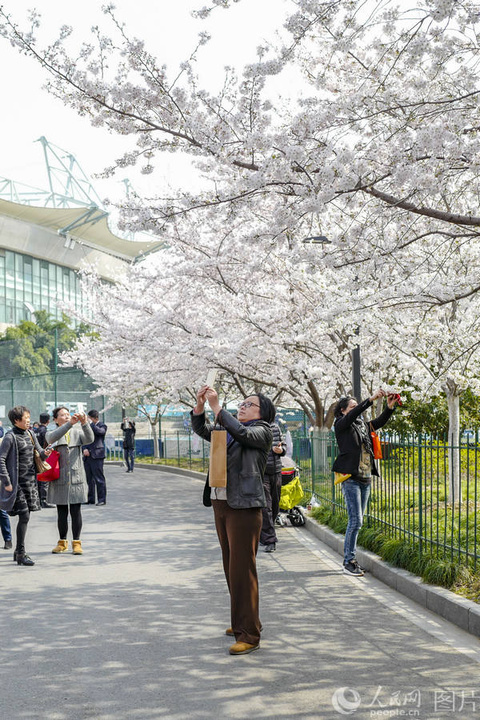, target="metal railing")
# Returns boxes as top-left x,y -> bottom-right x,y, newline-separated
307,431 -> 480,571
118,429 -> 480,571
